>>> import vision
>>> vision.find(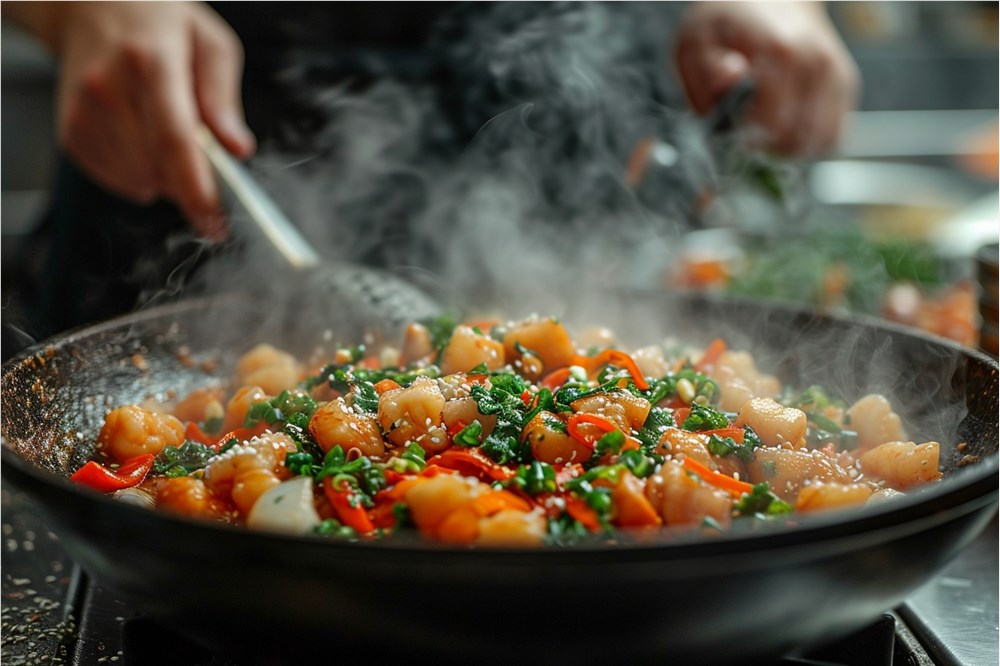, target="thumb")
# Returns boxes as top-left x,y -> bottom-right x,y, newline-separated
679,43 -> 750,113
